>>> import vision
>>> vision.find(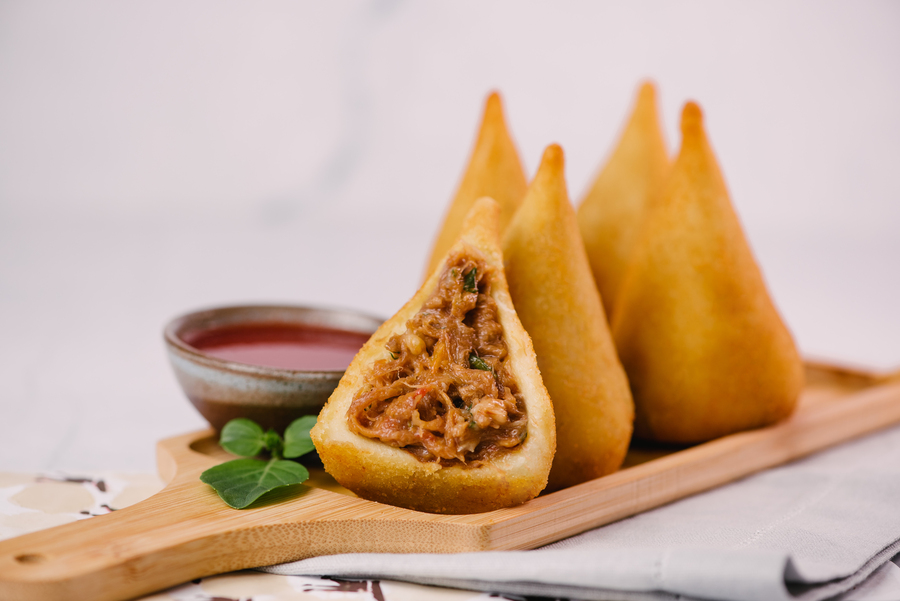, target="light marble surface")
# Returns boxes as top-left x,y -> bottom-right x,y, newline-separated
1,1 -> 898,476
